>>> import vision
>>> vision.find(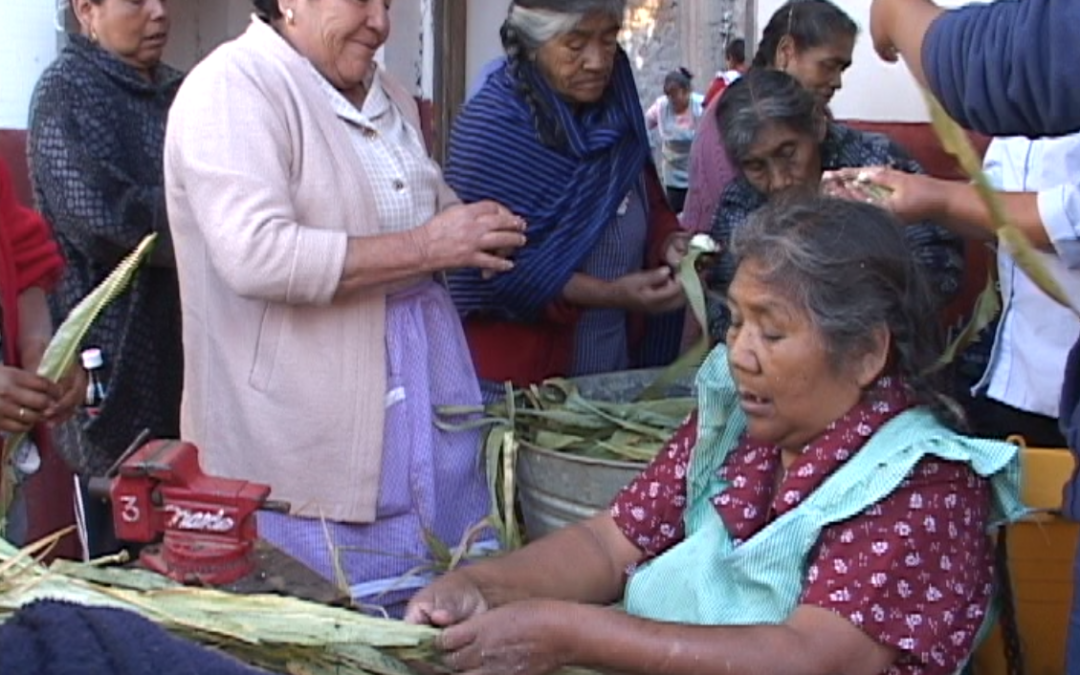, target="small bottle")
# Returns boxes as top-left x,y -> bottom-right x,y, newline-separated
81,348 -> 107,418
